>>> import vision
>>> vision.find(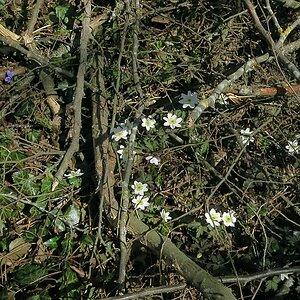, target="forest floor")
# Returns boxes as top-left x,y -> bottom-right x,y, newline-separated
0,0 -> 299,299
